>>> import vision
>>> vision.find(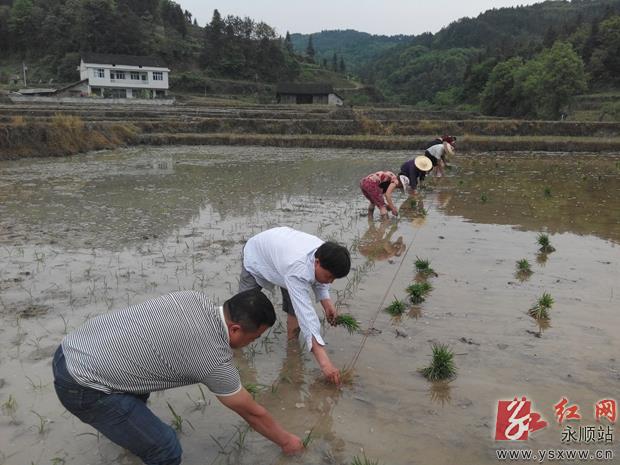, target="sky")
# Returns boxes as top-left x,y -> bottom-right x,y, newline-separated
176,0 -> 544,36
